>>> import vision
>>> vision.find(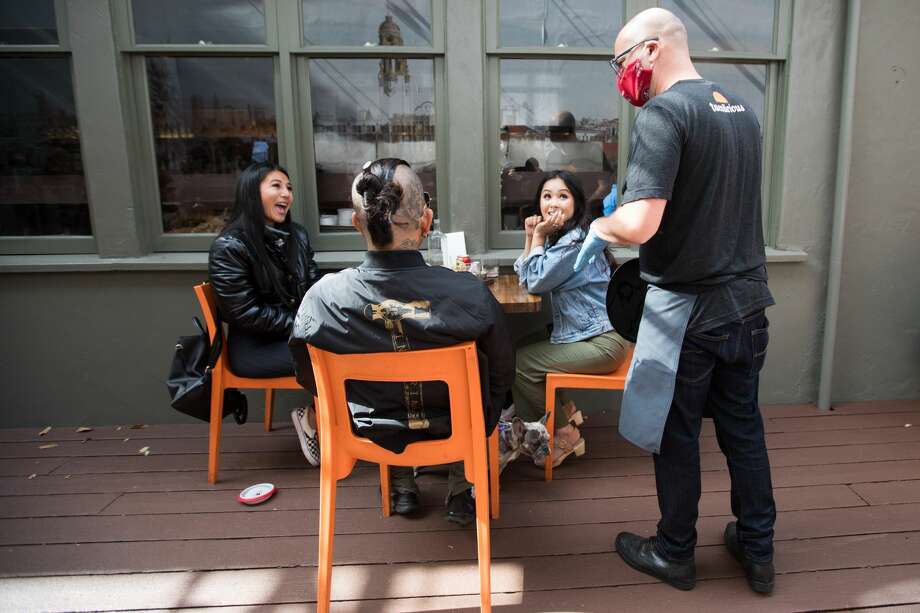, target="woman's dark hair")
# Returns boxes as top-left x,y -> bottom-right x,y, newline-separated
354,157 -> 411,247
533,170 -> 591,249
222,161 -> 299,303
